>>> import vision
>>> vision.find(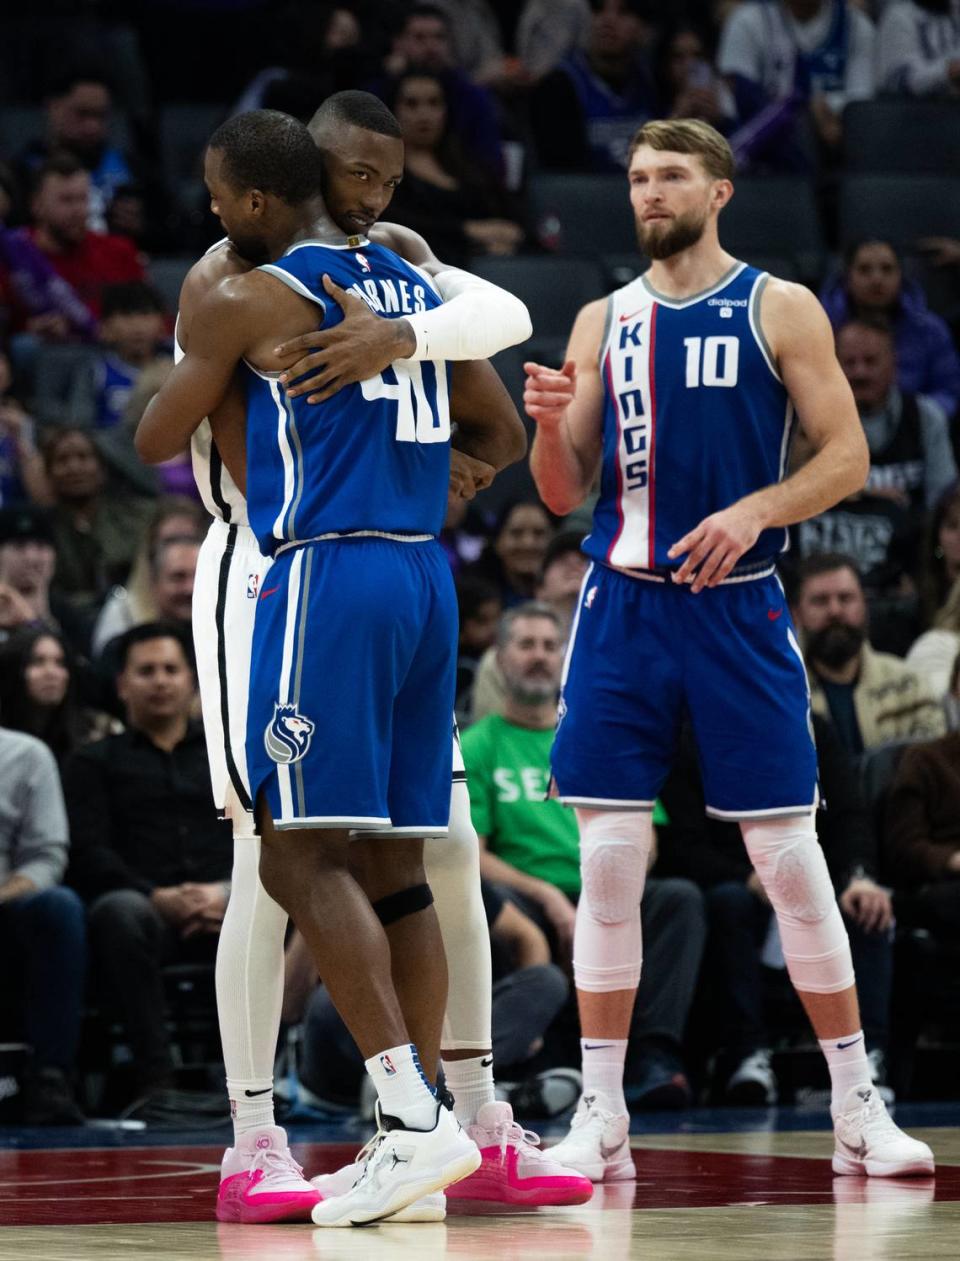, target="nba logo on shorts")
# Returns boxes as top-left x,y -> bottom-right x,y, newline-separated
355,252 -> 371,273
247,573 -> 260,599
379,1053 -> 397,1076
264,702 -> 316,764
